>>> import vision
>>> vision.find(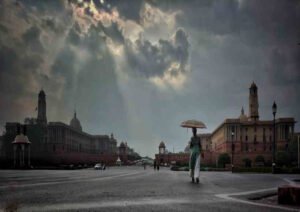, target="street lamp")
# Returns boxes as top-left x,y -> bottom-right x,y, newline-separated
231,130 -> 235,172
298,135 -> 300,168
272,101 -> 277,174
